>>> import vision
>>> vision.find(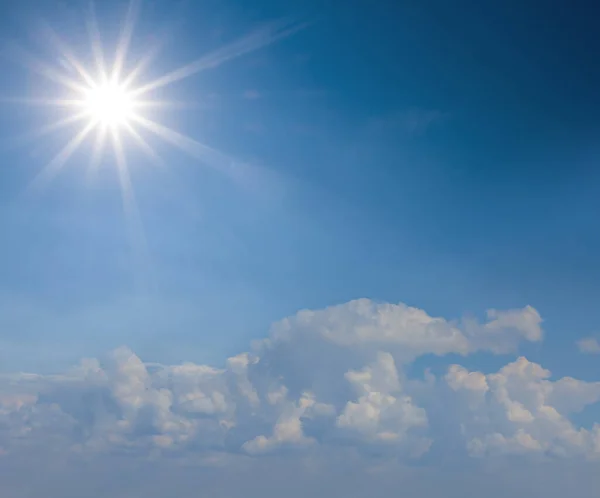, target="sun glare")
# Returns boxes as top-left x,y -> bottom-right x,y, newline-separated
2,0 -> 306,291
5,0 -> 305,244
82,81 -> 135,128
